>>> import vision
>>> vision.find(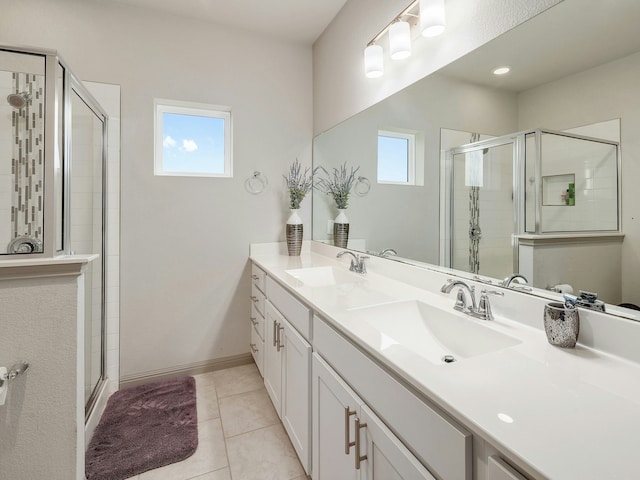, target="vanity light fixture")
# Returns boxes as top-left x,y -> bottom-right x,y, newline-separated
364,44 -> 384,78
363,0 -> 446,78
389,20 -> 412,60
493,66 -> 511,75
419,0 -> 446,37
